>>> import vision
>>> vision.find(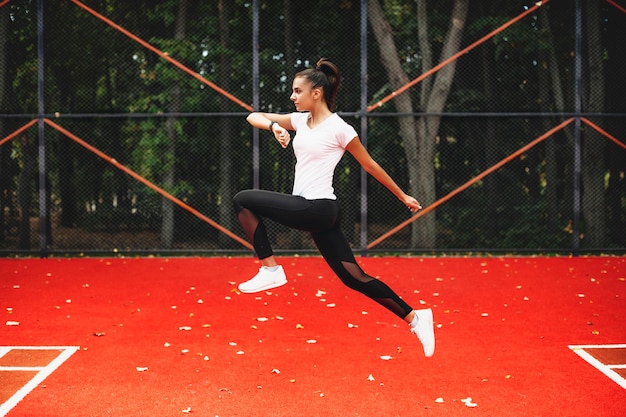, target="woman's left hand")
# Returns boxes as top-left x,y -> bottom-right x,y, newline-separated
402,195 -> 422,213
